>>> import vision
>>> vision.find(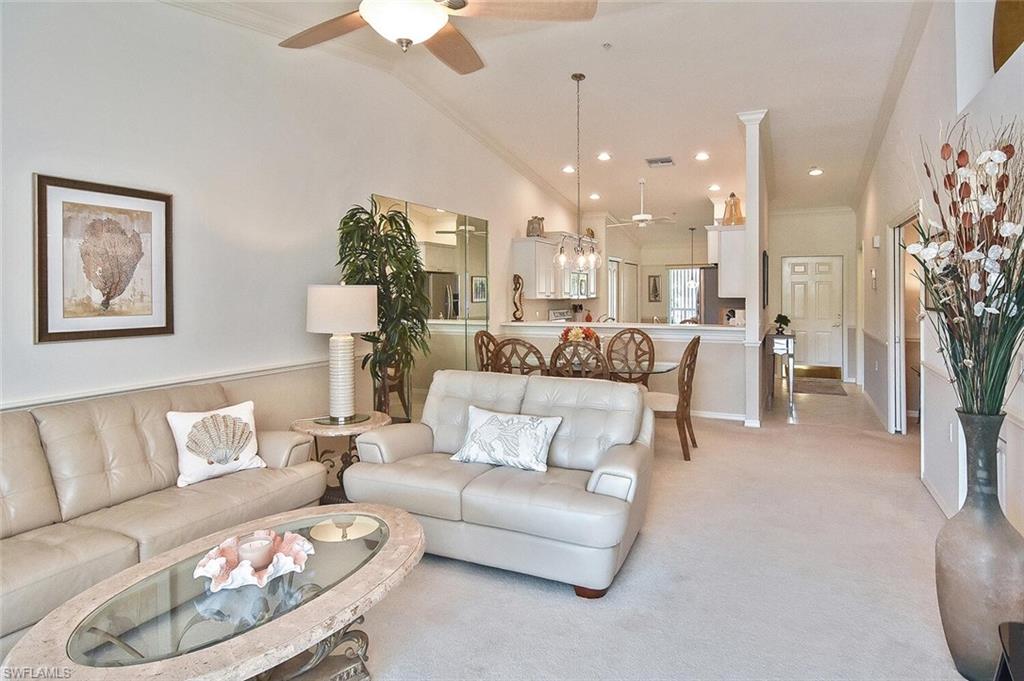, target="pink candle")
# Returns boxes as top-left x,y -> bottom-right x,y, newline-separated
238,536 -> 273,570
